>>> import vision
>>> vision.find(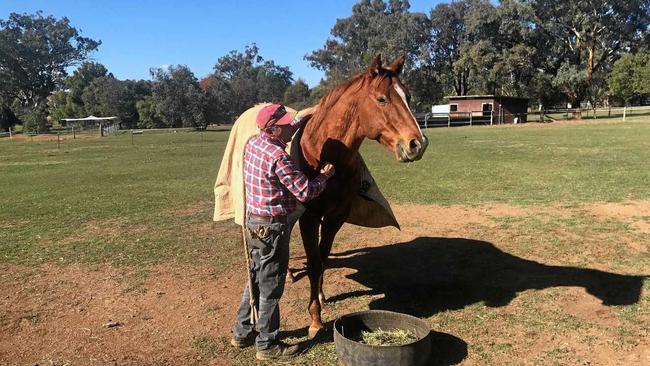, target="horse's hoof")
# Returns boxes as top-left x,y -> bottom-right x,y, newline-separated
308,326 -> 323,340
